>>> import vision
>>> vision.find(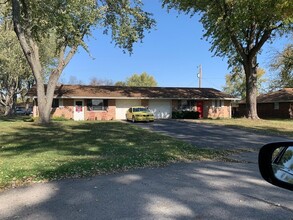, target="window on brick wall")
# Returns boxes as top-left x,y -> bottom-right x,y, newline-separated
212,100 -> 224,108
52,99 -> 59,108
59,99 -> 63,108
35,98 -> 69,109
178,100 -> 196,111
274,102 -> 279,110
87,99 -> 108,111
